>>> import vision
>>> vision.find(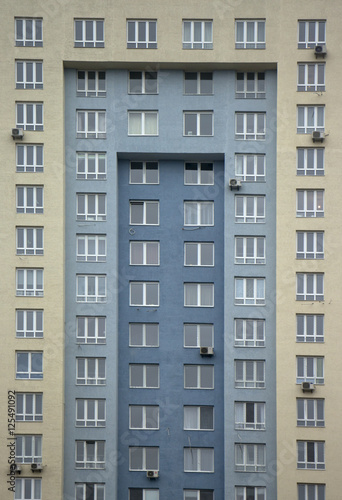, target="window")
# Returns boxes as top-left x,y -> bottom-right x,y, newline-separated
184,491 -> 213,500
235,237 -> 265,264
235,196 -> 265,223
16,61 -> 43,89
16,144 -> 43,173
235,360 -> 265,388
297,148 -> 324,176
76,152 -> 106,180
76,275 -> 106,303
128,111 -> 158,135
16,352 -> 43,380
184,72 -> 213,94
298,20 -> 326,49
235,486 -> 266,500
129,405 -> 159,429
16,228 -> 43,255
297,441 -> 325,470
235,20 -> 266,49
184,406 -> 214,430
297,399 -> 324,427
298,63 -> 325,92
129,364 -> 159,388
130,282 -> 159,306
297,232 -> 324,259
15,18 -> 43,47
74,20 -> 104,47
16,186 -> 43,214
129,490 -> 159,500
297,314 -> 324,343
182,20 -> 213,49
76,358 -> 106,385
297,357 -> 324,384
129,323 -> 159,347
75,441 -> 105,469
236,72 -> 265,98
77,71 -> 106,97
298,483 -> 325,500
130,201 -> 159,225
77,235 -> 106,262
235,443 -> 266,472
130,241 -> 159,265
184,163 -> 214,185
16,269 -> 43,297
184,243 -> 214,266
296,190 -> 324,217
16,435 -> 42,463
235,402 -> 265,430
184,283 -> 214,307
77,194 -> 106,221
130,161 -> 159,184
235,113 -> 266,140
77,110 -> 106,138
16,393 -> 43,422
296,273 -> 324,301
235,154 -> 265,182
15,479 -> 42,500
16,103 -> 43,131
183,112 -> 213,136
235,278 -> 265,305
129,447 -> 159,470
76,317 -> 106,344
76,399 -> 106,427
75,483 -> 105,500
184,324 -> 214,348
297,106 -> 324,134
184,448 -> 214,472
127,20 -> 157,49
184,201 -> 214,226
16,310 -> 43,338
128,71 -> 158,94
184,365 -> 214,389
234,319 -> 265,347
